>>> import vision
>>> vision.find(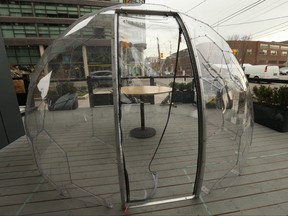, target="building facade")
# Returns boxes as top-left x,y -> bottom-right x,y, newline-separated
0,0 -> 144,77
227,40 -> 288,67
